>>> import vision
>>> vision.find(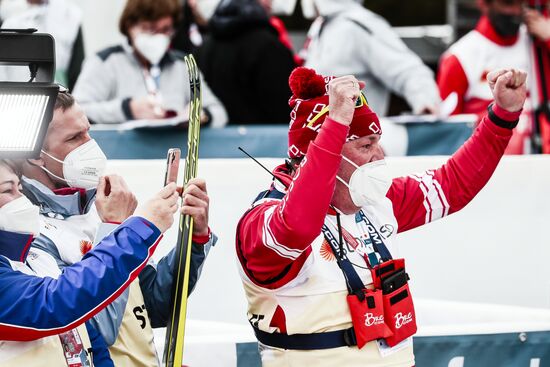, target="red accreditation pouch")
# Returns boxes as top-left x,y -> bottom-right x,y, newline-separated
370,258 -> 405,289
347,288 -> 393,349
381,269 -> 417,347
